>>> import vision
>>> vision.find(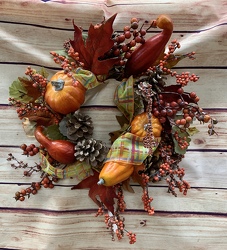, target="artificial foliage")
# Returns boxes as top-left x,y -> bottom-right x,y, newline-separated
7,13 -> 218,244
